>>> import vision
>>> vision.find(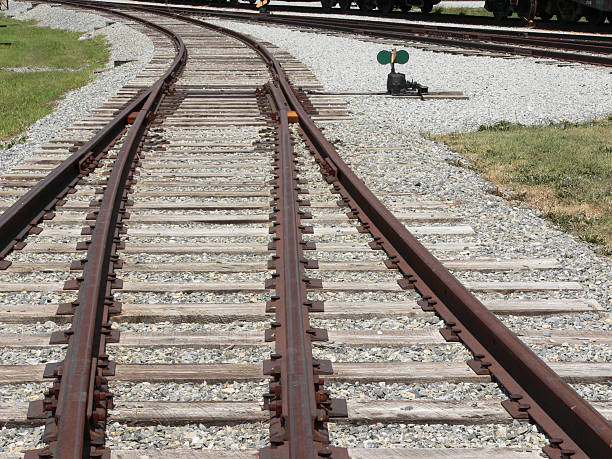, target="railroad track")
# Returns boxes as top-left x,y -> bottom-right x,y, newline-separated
121,0 -> 612,66
138,0 -> 612,32
192,5 -> 612,66
0,1 -> 610,458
